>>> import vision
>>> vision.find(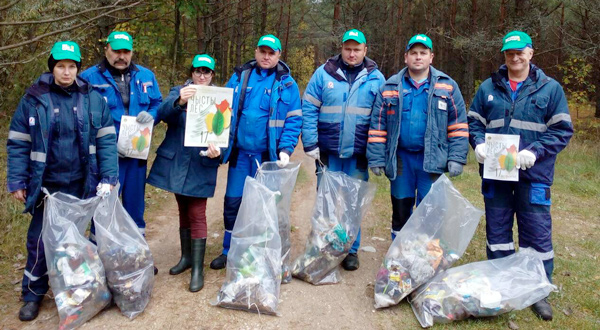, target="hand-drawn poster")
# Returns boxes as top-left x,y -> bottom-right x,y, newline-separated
184,85 -> 234,148
483,133 -> 520,182
117,115 -> 153,160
